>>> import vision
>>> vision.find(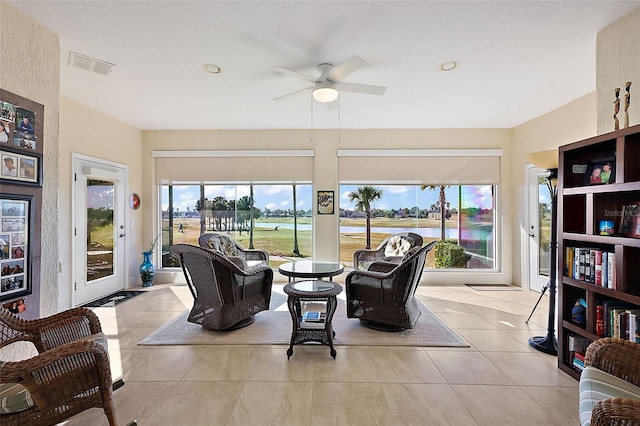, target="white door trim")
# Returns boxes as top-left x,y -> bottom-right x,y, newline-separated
71,153 -> 129,306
